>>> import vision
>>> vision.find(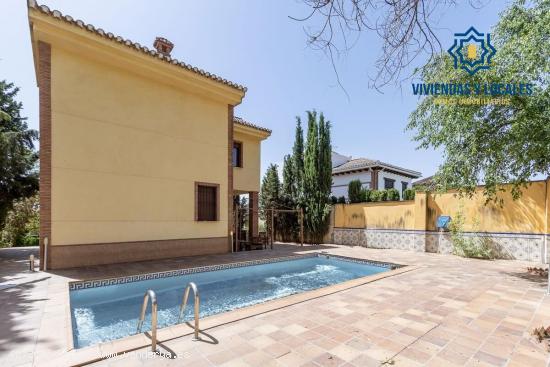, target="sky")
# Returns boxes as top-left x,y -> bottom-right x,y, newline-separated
0,0 -> 512,180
